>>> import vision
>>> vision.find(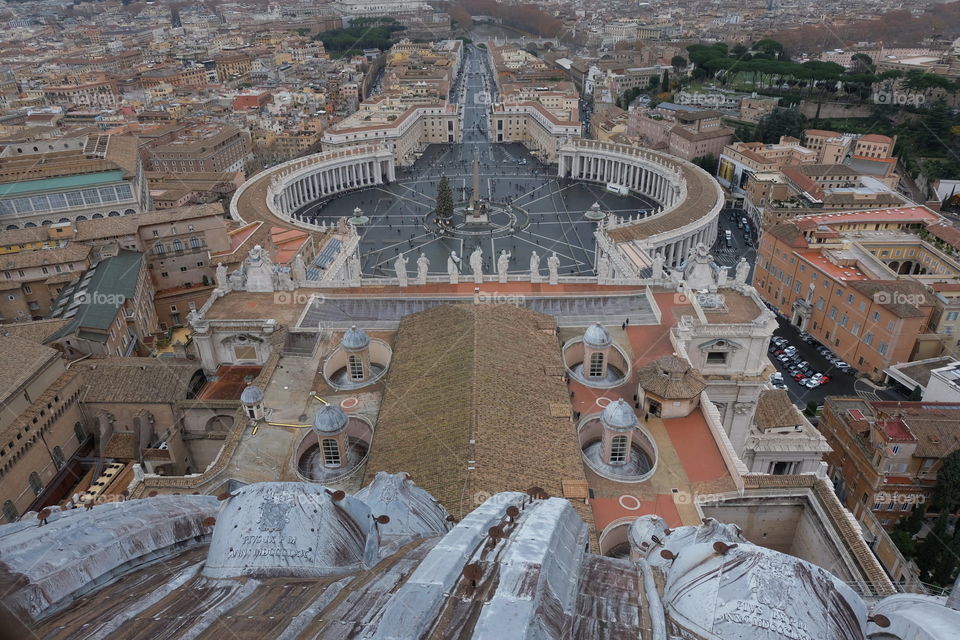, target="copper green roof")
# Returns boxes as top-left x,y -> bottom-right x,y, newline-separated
0,170 -> 125,197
